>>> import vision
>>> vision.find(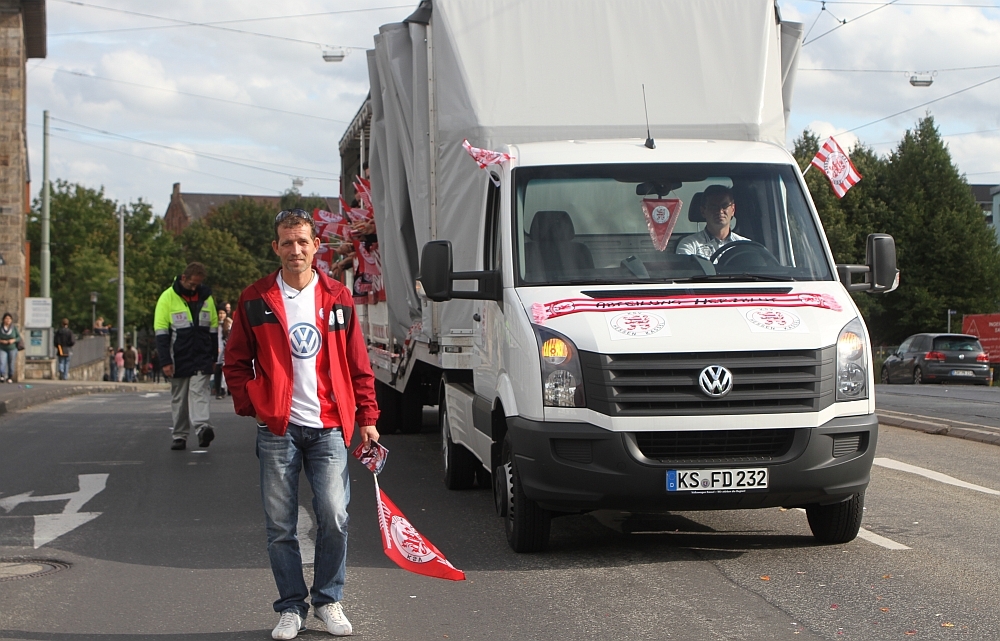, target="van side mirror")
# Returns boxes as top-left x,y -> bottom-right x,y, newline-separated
418,240 -> 502,302
836,233 -> 899,294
